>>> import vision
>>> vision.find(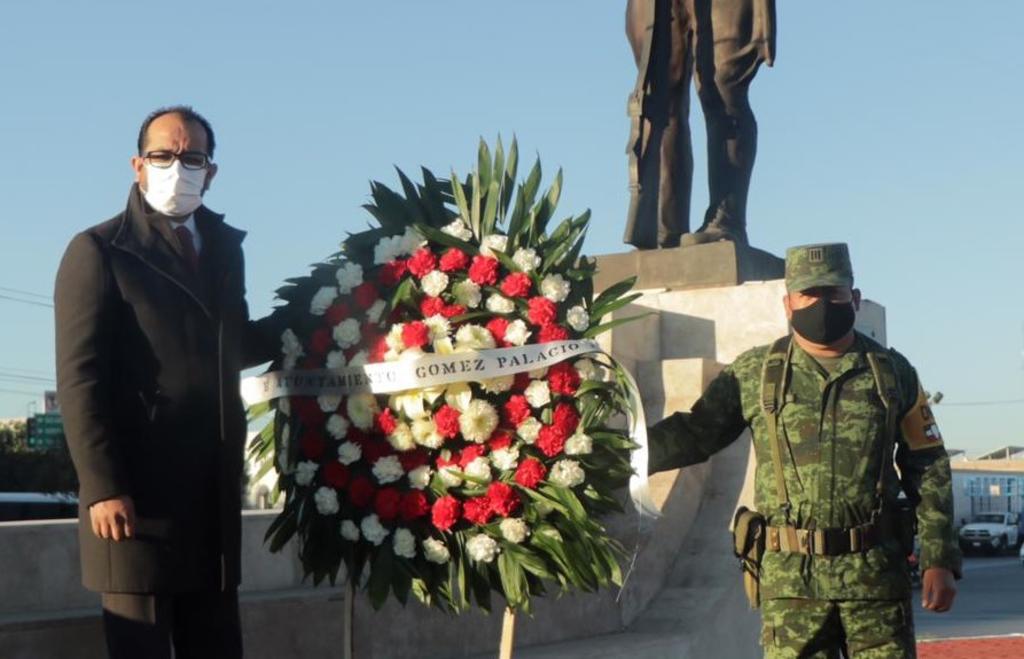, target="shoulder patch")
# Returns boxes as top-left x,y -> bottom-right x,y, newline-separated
900,385 -> 943,451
